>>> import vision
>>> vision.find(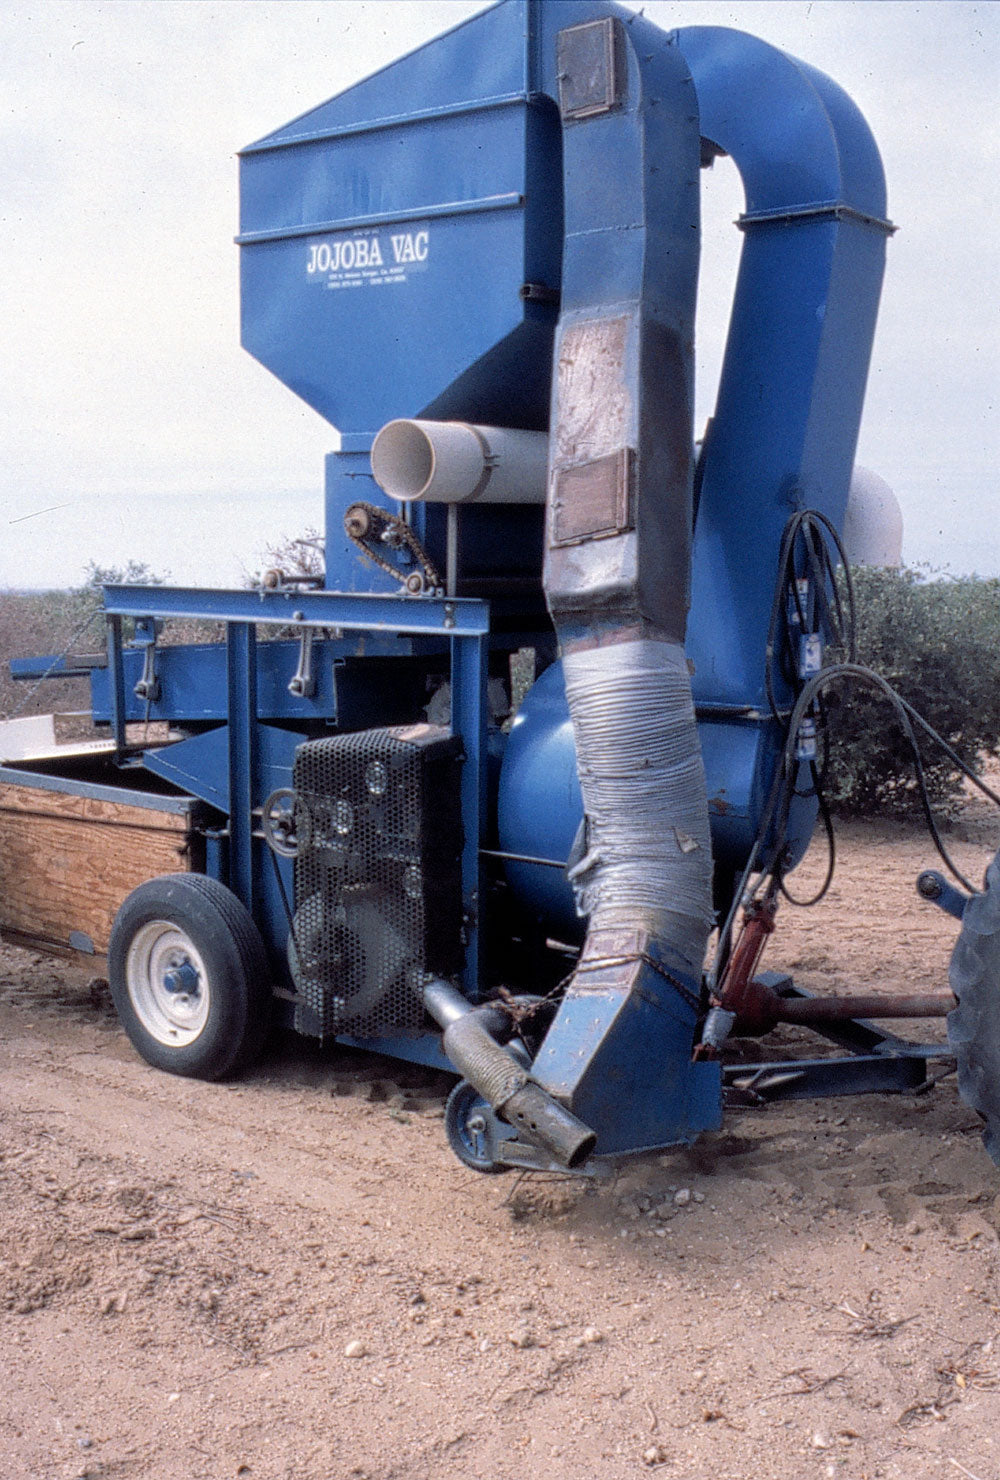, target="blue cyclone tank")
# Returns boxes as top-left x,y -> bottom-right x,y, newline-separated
497,661 -> 583,943
498,659 -> 820,937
